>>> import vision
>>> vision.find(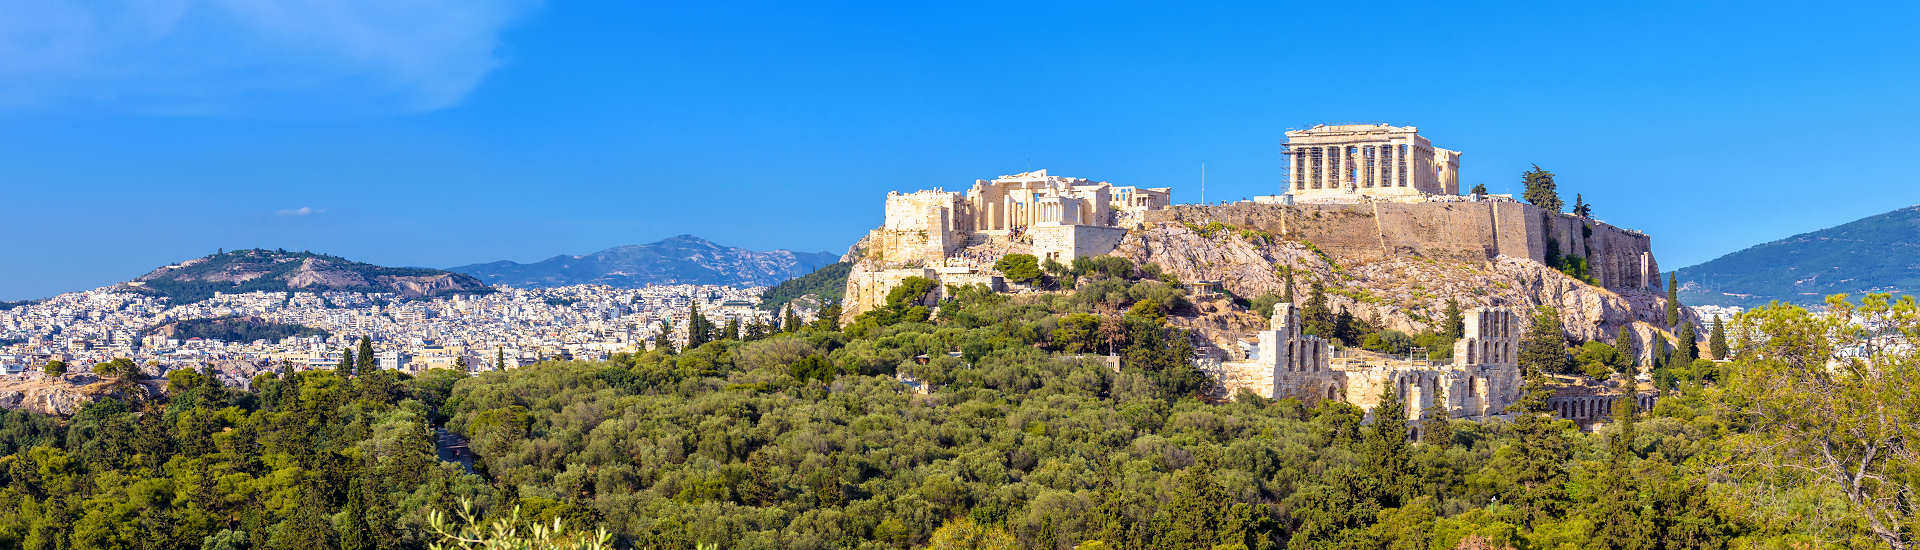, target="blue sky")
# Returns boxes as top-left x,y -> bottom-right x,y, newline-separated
2,2 -> 1917,300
